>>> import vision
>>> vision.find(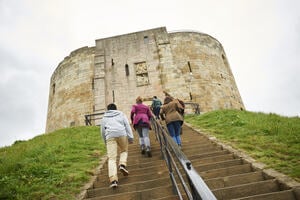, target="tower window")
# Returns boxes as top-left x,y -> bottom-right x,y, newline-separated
222,54 -> 229,67
125,64 -> 129,76
144,36 -> 149,44
188,61 -> 192,72
135,62 -> 149,86
112,90 -> 115,103
52,83 -> 55,95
